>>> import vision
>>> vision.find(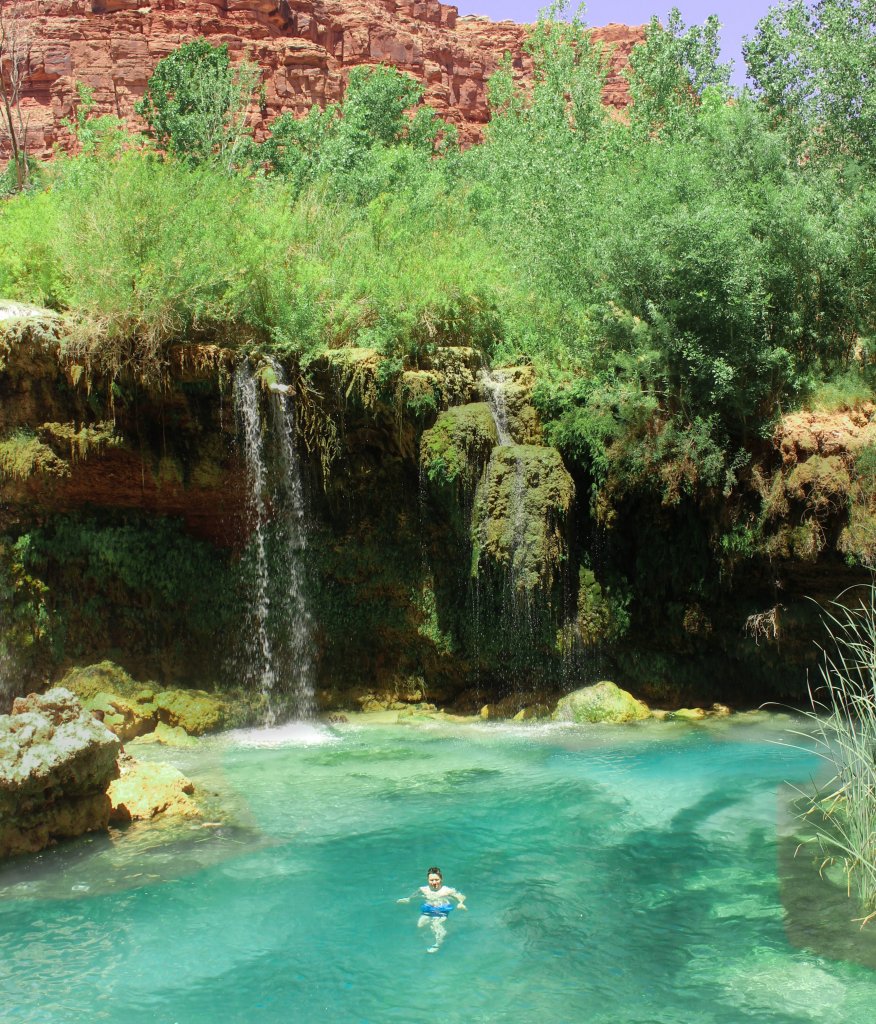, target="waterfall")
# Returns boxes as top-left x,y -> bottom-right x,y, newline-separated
479,366 -> 528,598
481,366 -> 513,446
235,362 -> 277,708
270,361 -> 317,721
234,359 -> 316,722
